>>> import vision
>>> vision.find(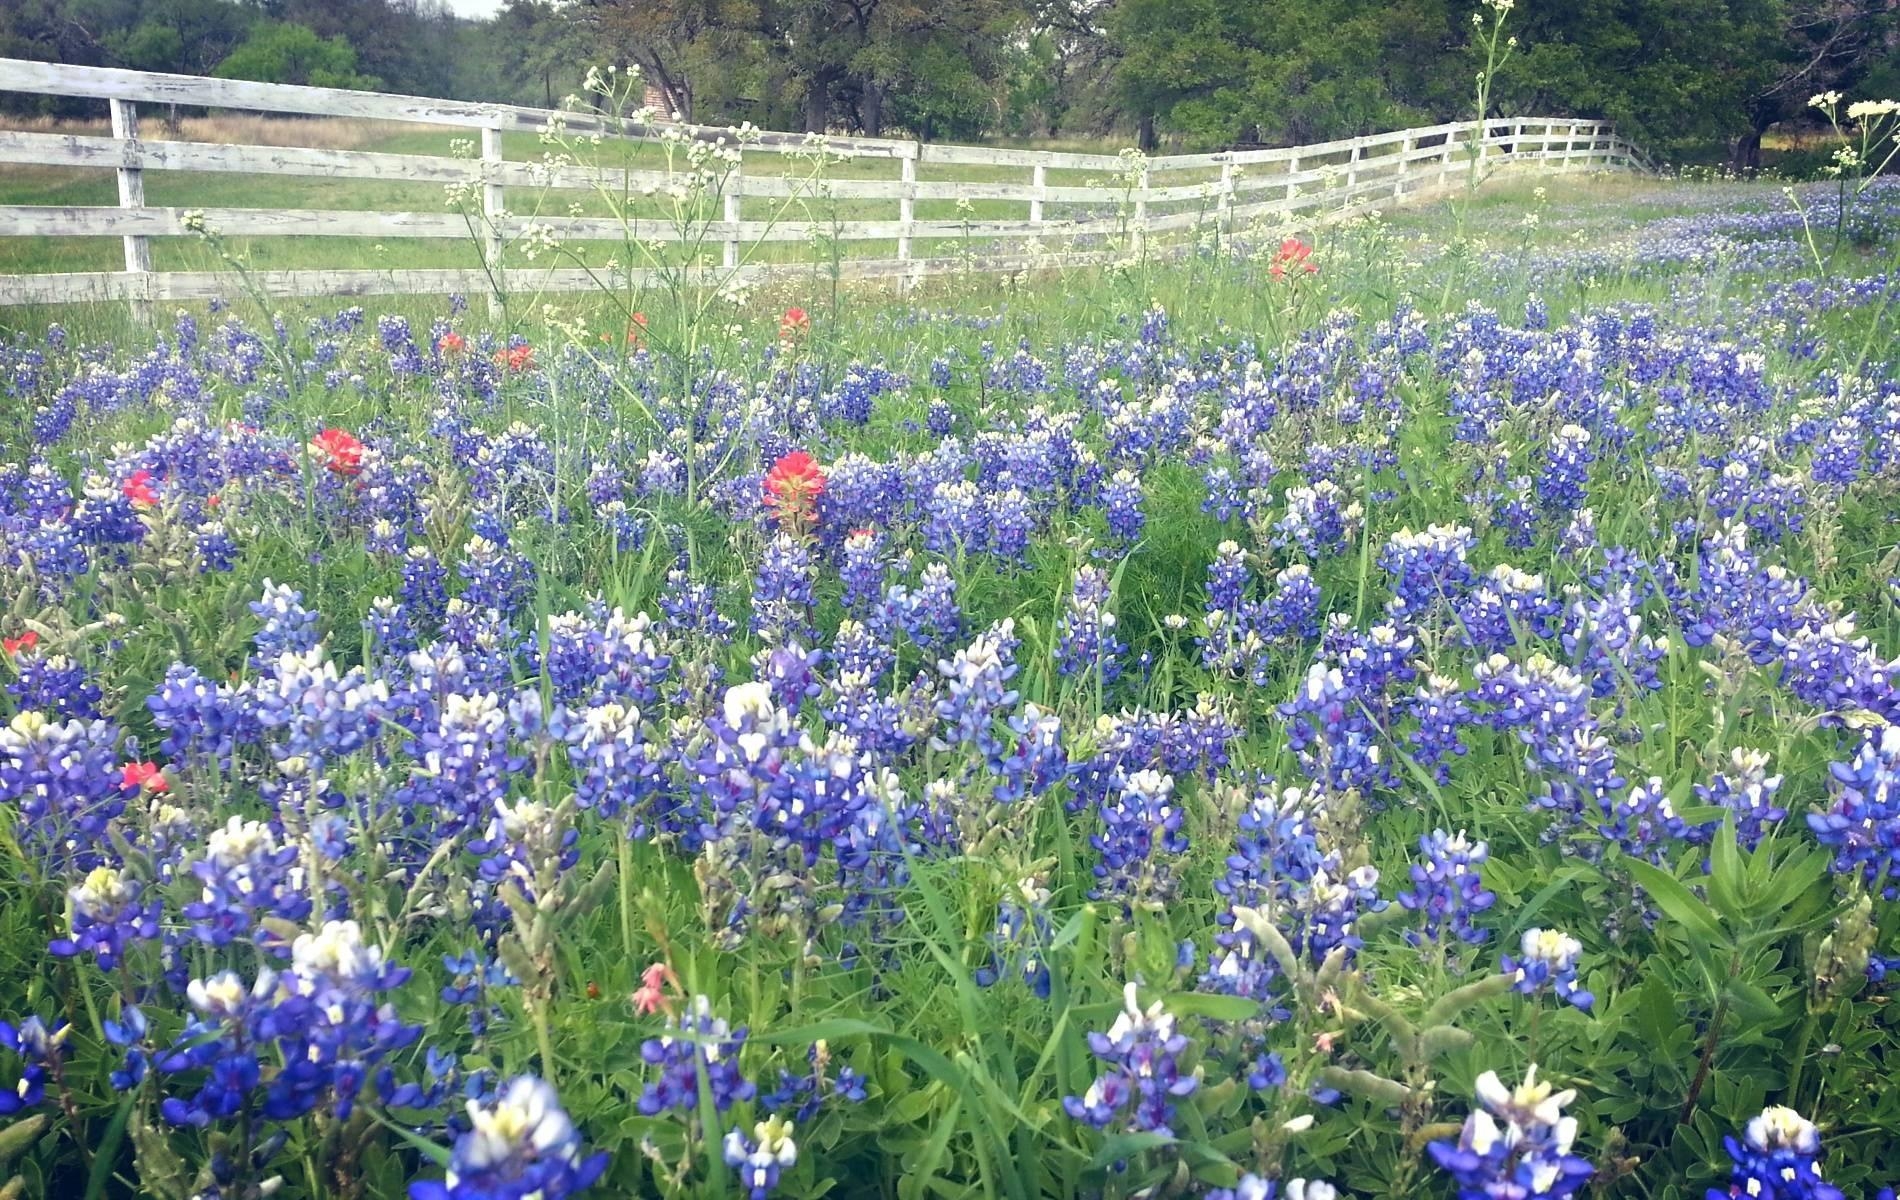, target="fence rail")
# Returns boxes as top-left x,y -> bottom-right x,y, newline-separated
0,58 -> 1653,311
